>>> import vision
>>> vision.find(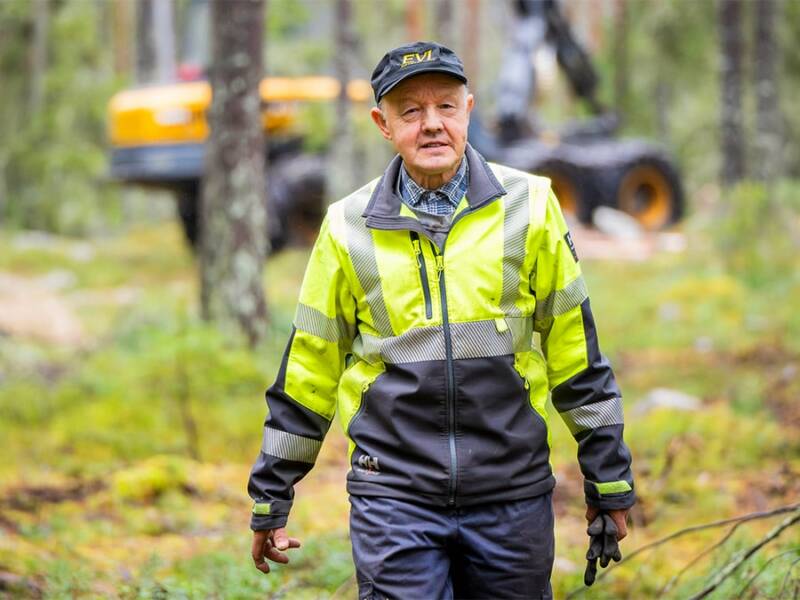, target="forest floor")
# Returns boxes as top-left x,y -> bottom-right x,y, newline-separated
0,219 -> 798,599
